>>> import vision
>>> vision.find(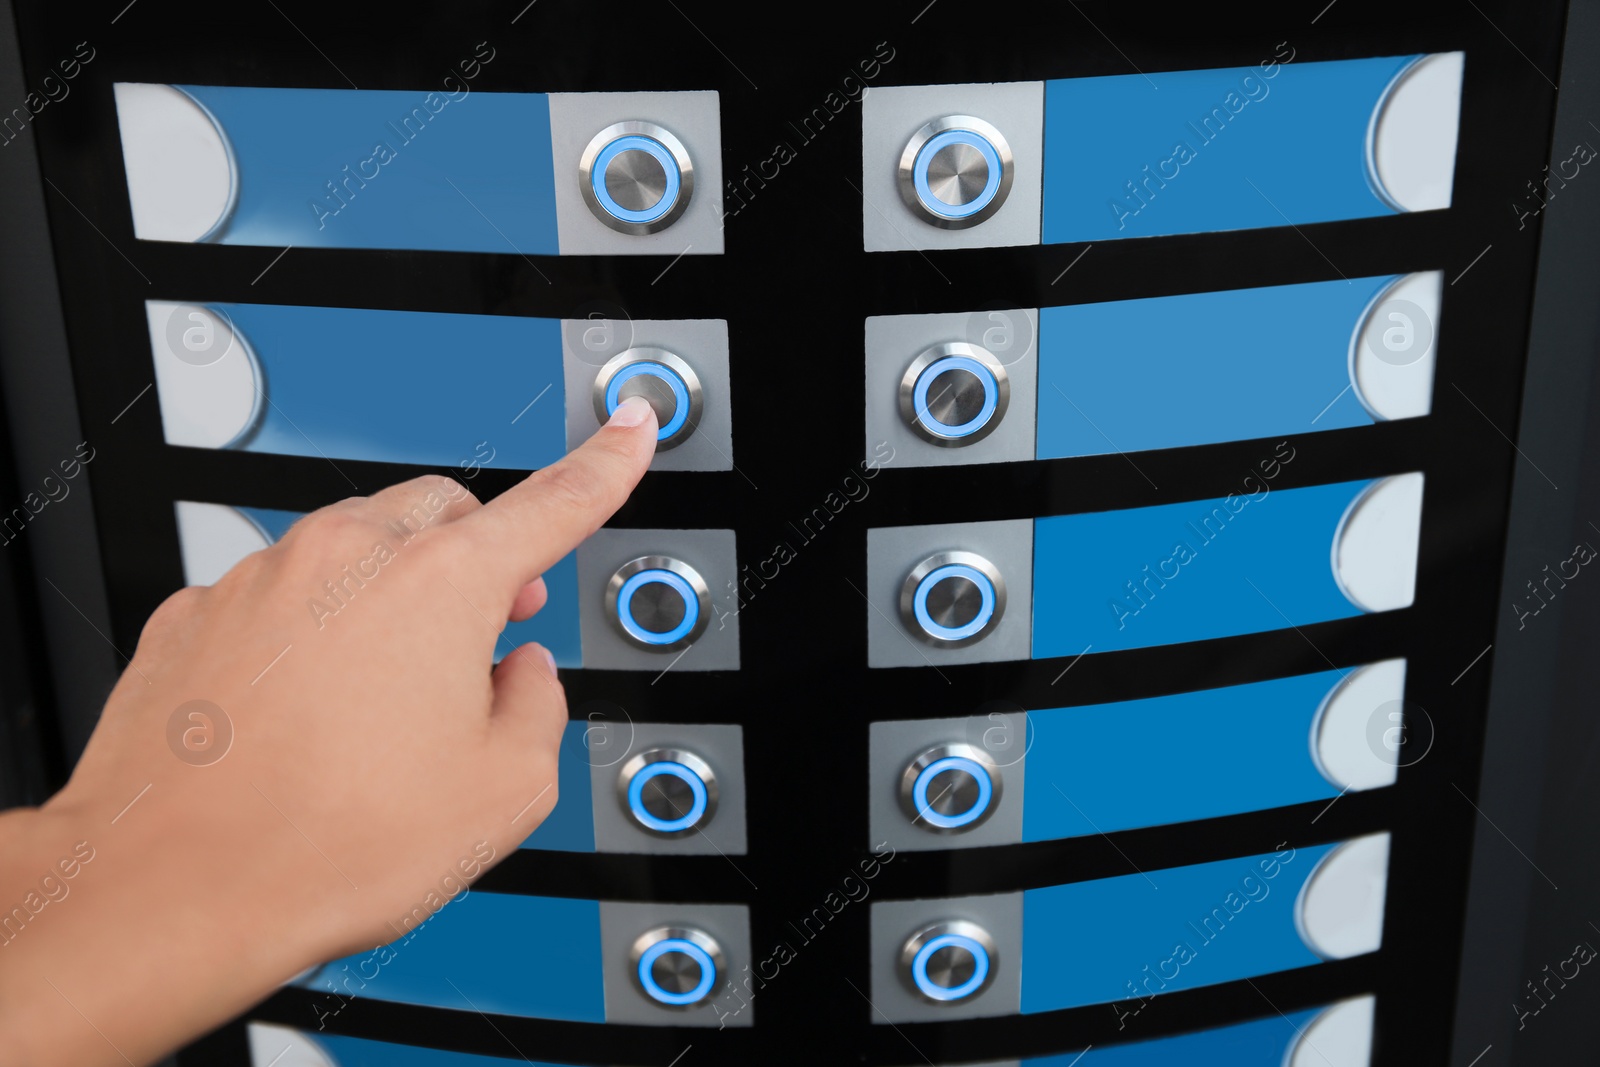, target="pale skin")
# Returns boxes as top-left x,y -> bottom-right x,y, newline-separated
0,395 -> 660,1067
